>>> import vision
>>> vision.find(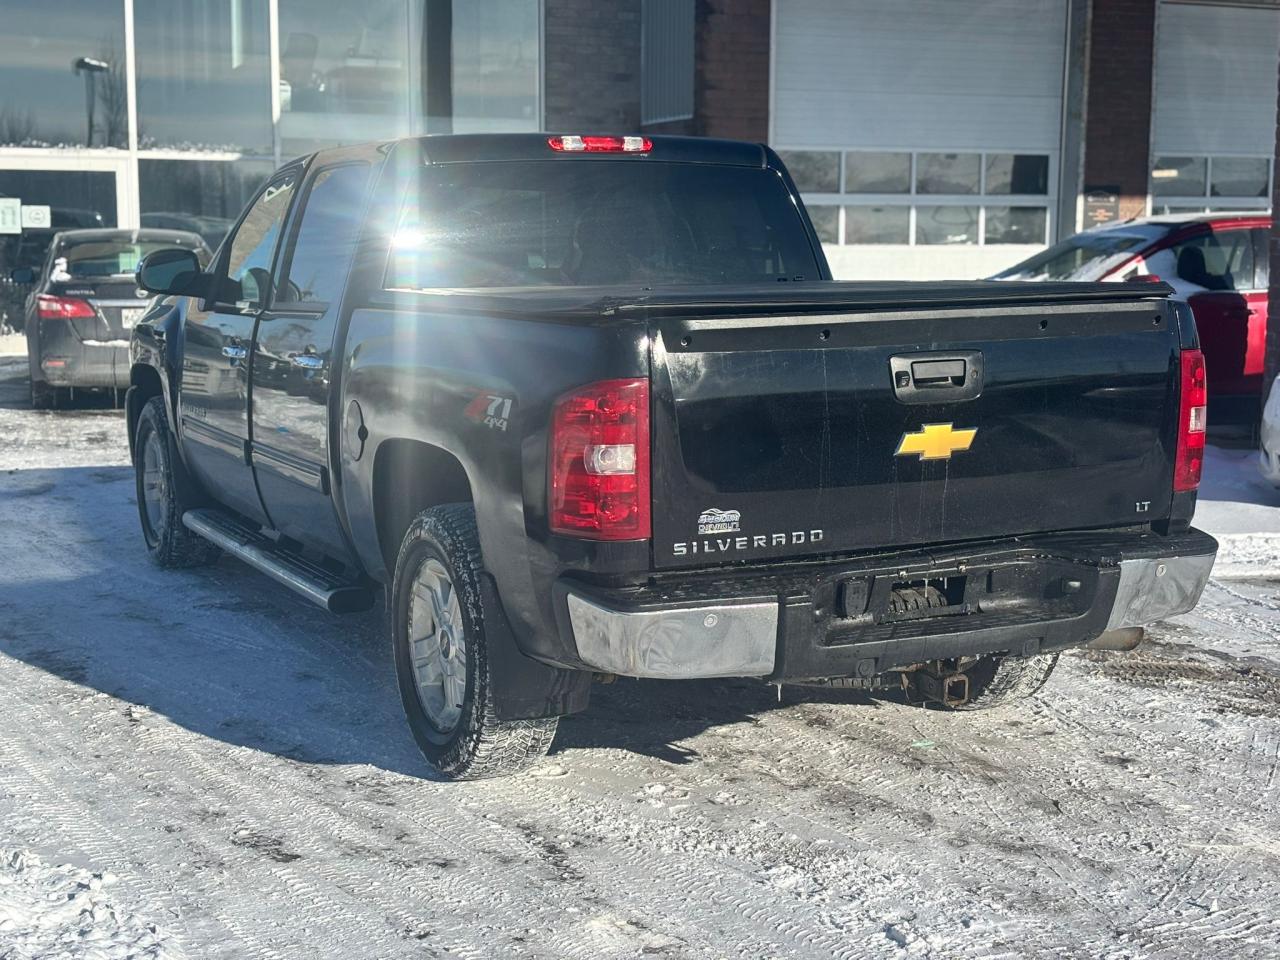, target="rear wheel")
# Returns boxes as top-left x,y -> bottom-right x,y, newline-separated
133,396 -> 220,568
392,504 -> 558,780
